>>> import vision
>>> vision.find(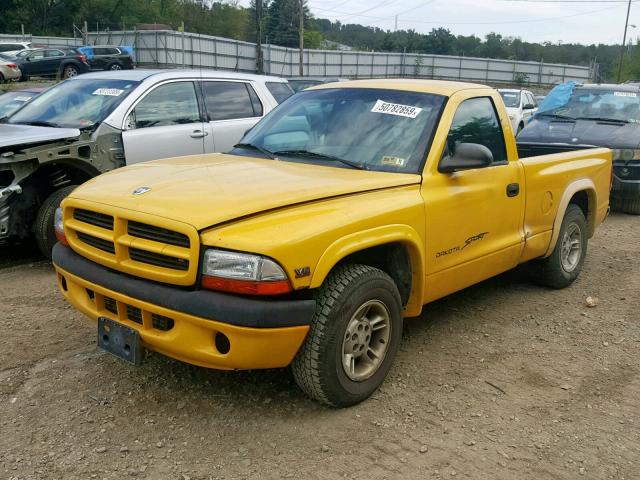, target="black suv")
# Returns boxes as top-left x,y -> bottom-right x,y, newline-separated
78,46 -> 134,71
14,48 -> 90,80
